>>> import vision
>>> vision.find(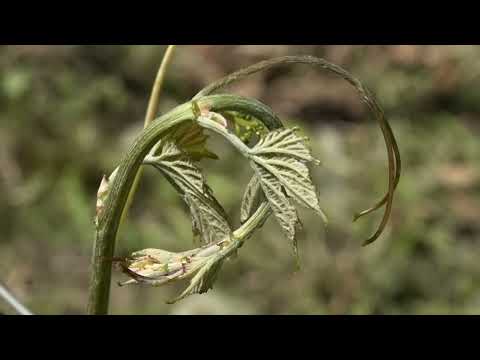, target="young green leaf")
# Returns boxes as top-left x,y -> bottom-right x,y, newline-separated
251,164 -> 301,256
248,127 -> 327,260
223,111 -> 268,146
144,140 -> 231,244
184,191 -> 231,245
164,121 -> 218,161
250,127 -> 327,223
